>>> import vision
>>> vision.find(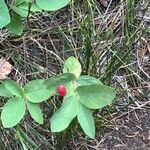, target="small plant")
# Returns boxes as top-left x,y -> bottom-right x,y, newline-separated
0,56 -> 116,138
0,0 -> 71,35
